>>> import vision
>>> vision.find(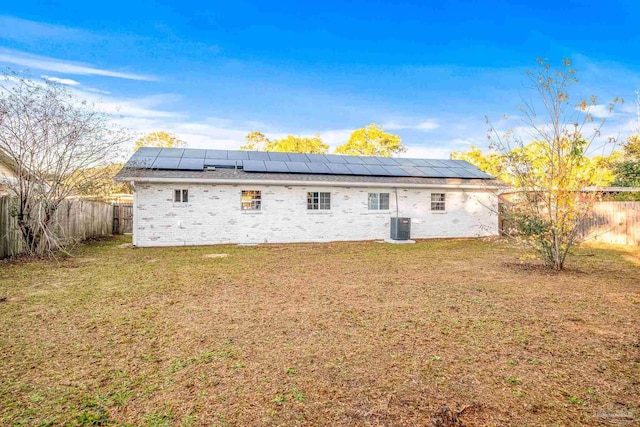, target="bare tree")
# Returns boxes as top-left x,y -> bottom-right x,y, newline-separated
0,71 -> 128,256
489,58 -> 620,270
